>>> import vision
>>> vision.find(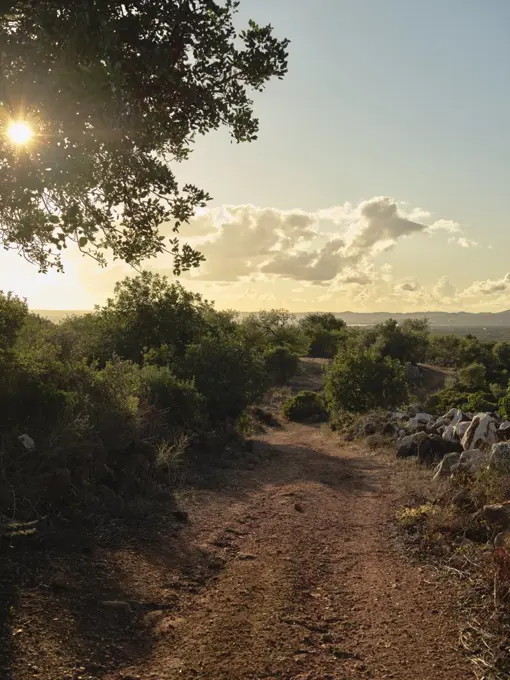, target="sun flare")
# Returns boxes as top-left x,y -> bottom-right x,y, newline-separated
7,120 -> 33,145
